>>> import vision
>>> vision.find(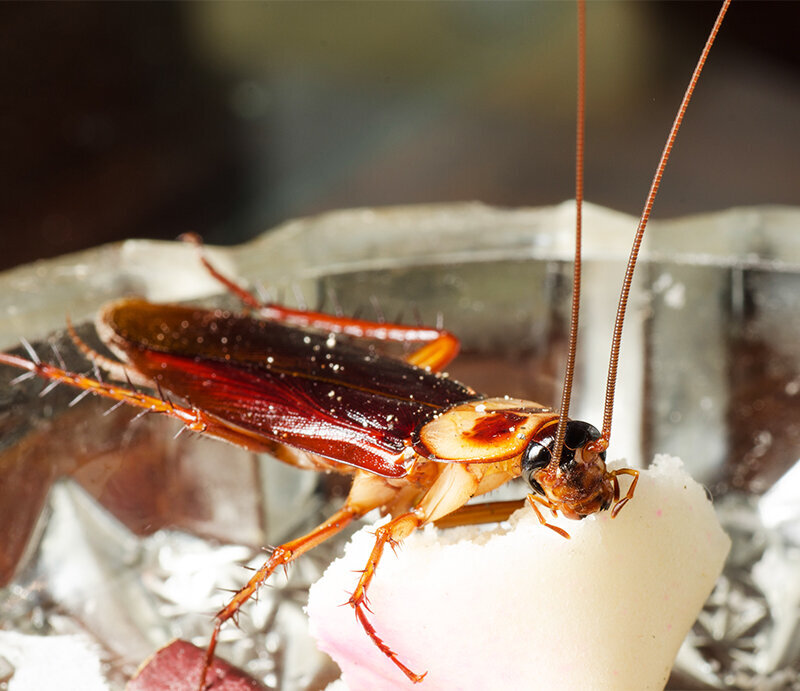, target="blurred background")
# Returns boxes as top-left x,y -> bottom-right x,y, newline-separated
1,0 -> 798,272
